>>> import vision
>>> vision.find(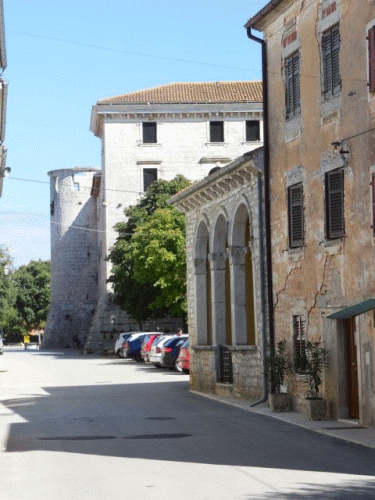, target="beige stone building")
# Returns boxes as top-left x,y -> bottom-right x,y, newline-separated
170,148 -> 267,400
247,0 -> 375,424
